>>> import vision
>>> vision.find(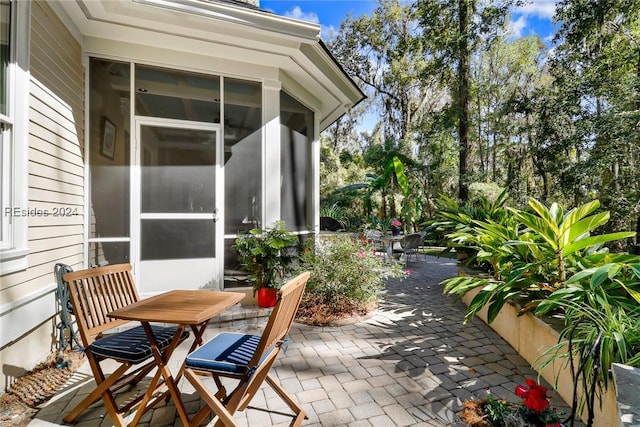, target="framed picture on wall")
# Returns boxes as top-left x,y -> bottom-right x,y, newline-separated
101,117 -> 117,160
